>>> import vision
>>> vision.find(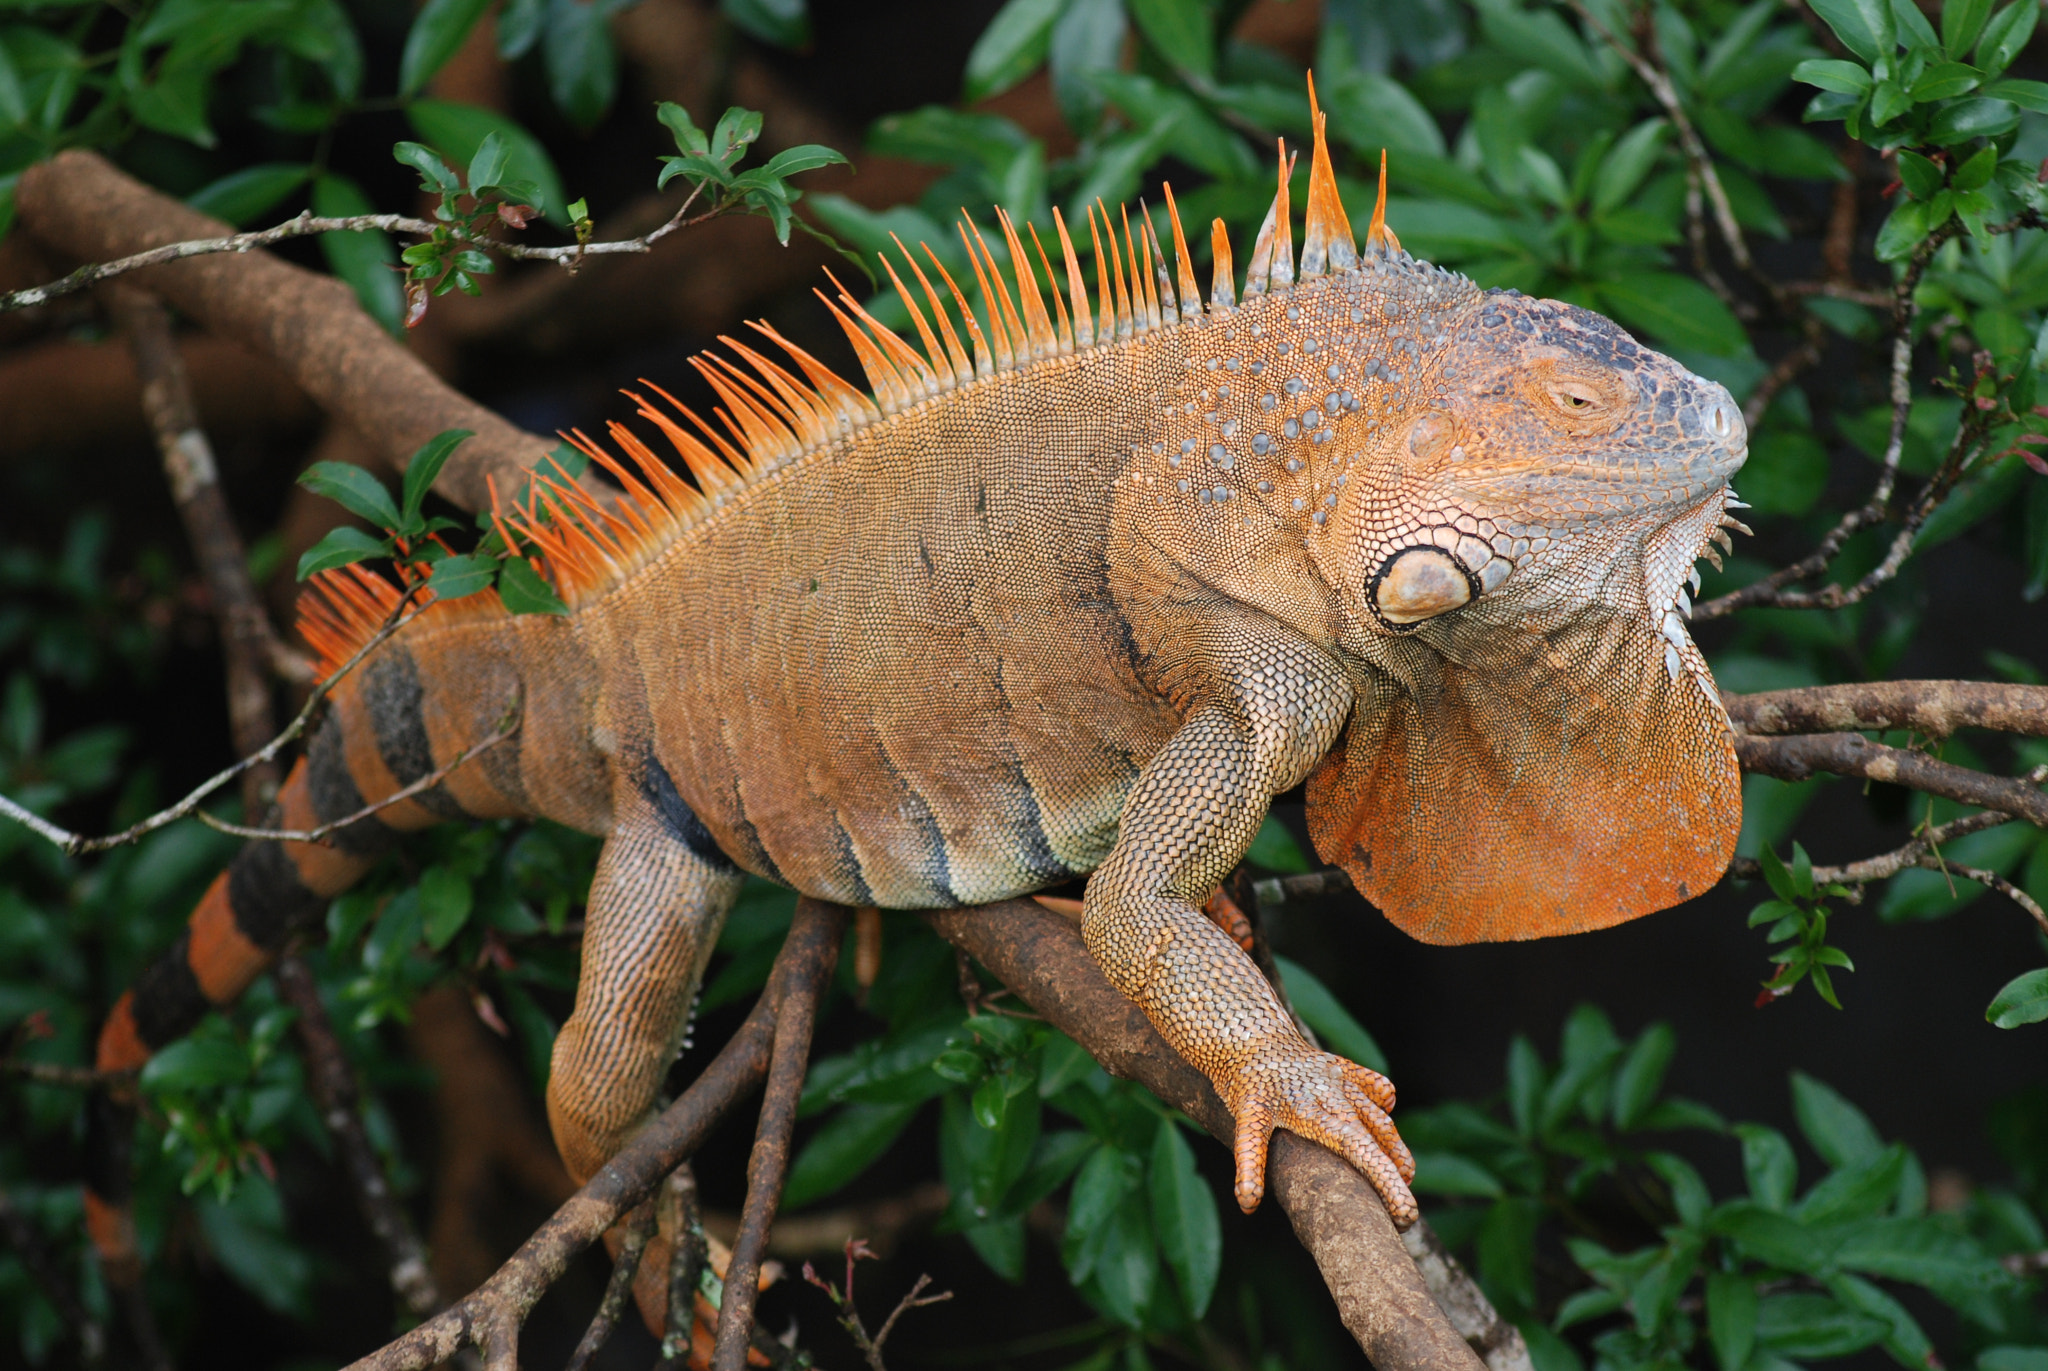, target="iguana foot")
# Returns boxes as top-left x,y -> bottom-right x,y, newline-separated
1226,1040 -> 1418,1227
